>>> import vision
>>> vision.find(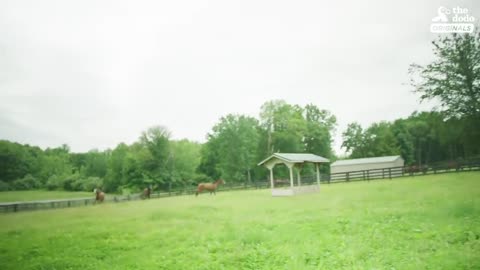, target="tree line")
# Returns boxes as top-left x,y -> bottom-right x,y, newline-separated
0,30 -> 479,192
0,101 -> 337,192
